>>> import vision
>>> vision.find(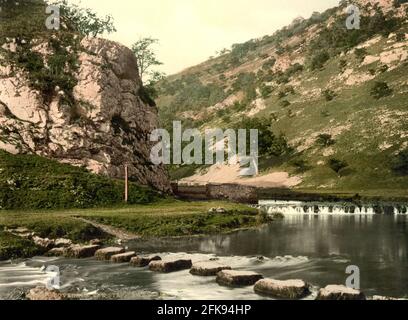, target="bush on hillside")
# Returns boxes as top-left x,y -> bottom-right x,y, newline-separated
370,81 -> 393,99
322,89 -> 336,101
392,149 -> 408,175
316,134 -> 335,147
309,50 -> 330,70
328,158 -> 349,174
